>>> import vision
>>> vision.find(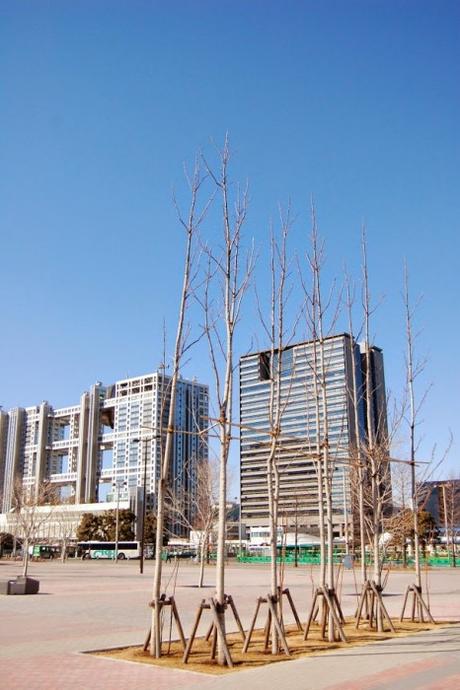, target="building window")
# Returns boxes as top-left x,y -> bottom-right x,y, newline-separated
259,352 -> 270,381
